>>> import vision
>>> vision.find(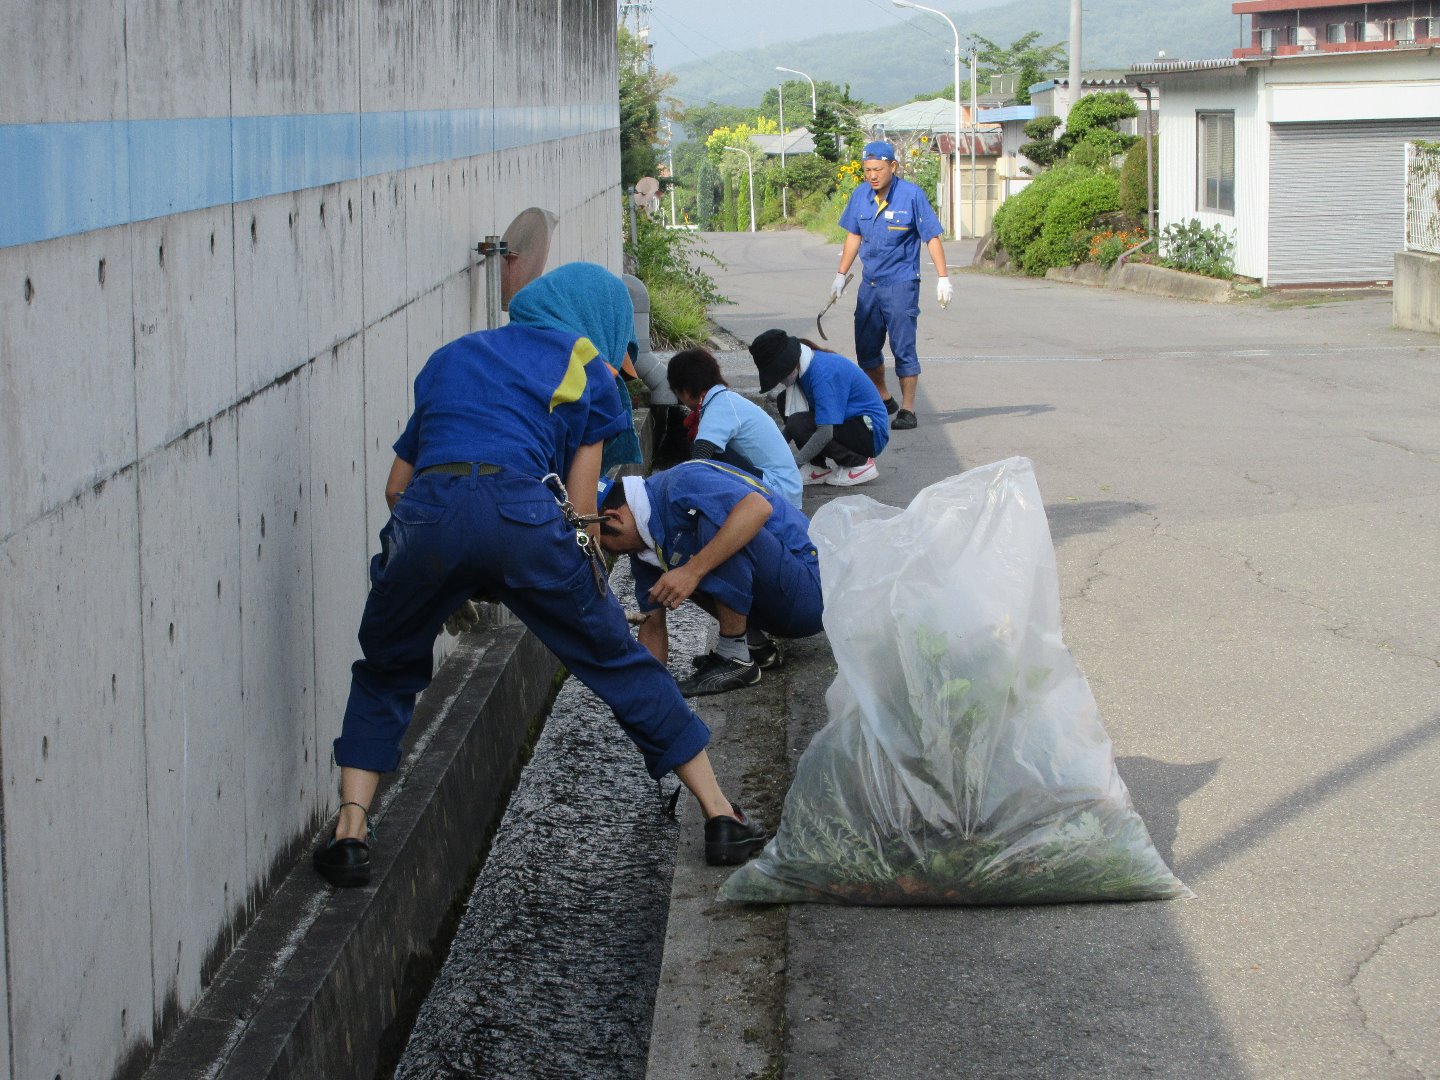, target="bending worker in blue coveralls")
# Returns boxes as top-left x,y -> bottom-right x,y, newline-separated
313,264 -> 766,888
832,139 -> 952,431
597,460 -> 824,697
